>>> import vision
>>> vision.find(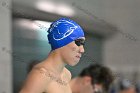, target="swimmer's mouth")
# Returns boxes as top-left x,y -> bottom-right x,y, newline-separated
76,55 -> 81,58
